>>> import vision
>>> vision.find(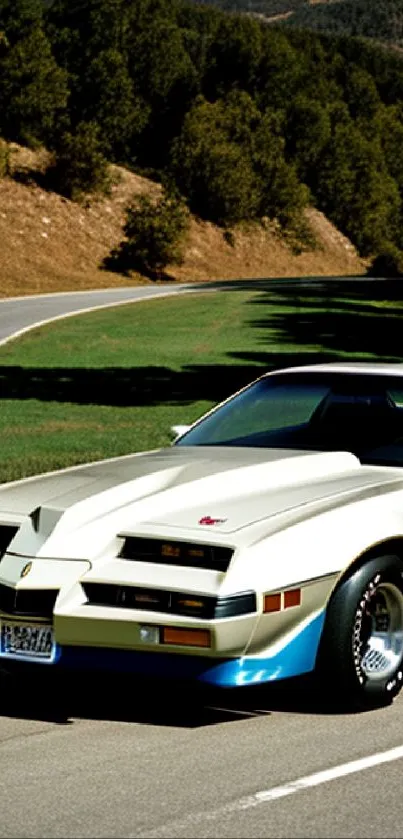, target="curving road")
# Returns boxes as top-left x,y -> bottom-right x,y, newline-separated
1,279 -> 403,839
0,275 -> 358,347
